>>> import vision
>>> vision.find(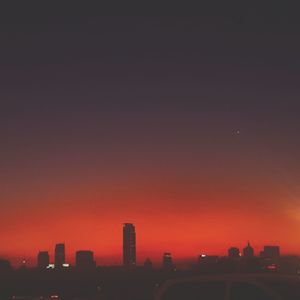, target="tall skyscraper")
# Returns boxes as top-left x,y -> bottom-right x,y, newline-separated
37,251 -> 49,269
123,223 -> 136,267
243,241 -> 254,258
76,250 -> 96,269
55,243 -> 65,268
